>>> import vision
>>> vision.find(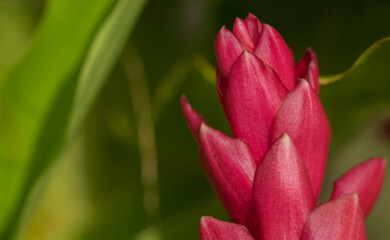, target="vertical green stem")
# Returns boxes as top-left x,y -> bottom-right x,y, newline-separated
123,48 -> 160,234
